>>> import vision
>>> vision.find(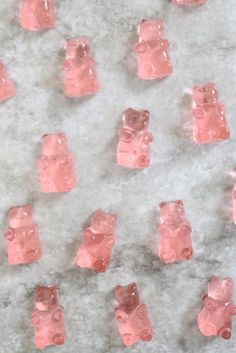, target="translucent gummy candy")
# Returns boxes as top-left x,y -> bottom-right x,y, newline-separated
0,62 -> 16,102
38,133 -> 77,193
4,204 -> 42,265
76,209 -> 117,272
115,283 -> 153,347
19,0 -> 55,31
32,286 -> 67,349
192,83 -> 230,144
64,37 -> 100,97
134,19 -> 173,79
117,108 -> 153,168
158,200 -> 193,263
198,277 -> 236,339
171,0 -> 207,5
